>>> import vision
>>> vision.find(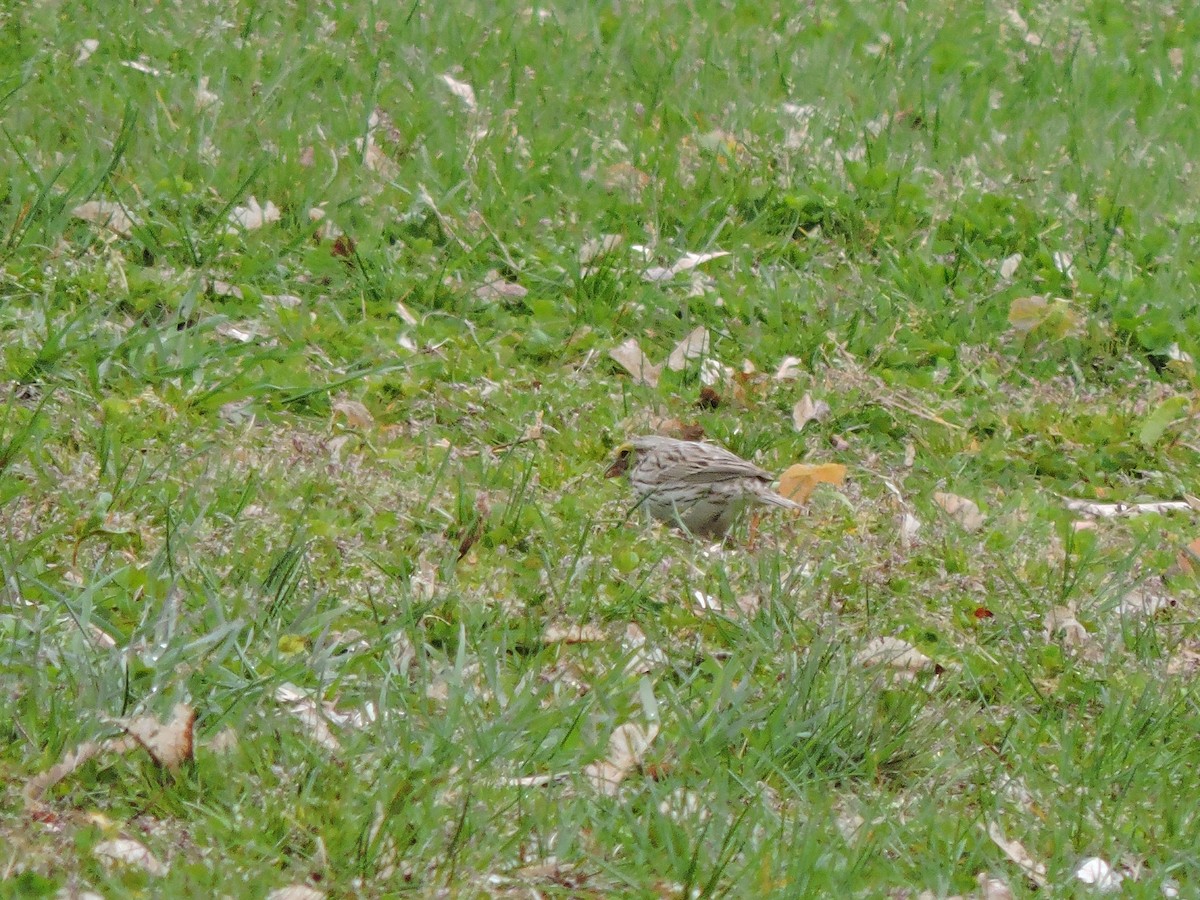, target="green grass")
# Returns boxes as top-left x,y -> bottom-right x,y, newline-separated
3,0 -> 1200,896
